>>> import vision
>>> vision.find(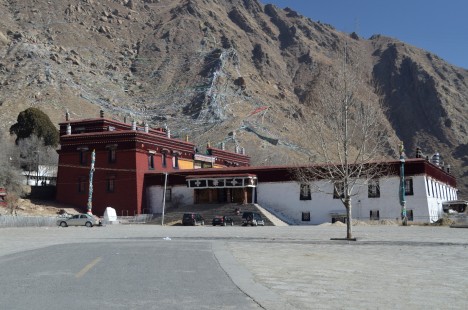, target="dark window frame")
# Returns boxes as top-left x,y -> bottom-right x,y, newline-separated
407,209 -> 414,221
148,154 -> 155,170
370,210 -> 380,221
106,177 -> 115,193
405,178 -> 414,196
368,179 -> 381,198
108,148 -> 116,164
300,183 -> 311,200
165,188 -> 172,202
302,212 -> 311,222
172,155 -> 179,169
79,150 -> 87,165
333,182 -> 345,199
